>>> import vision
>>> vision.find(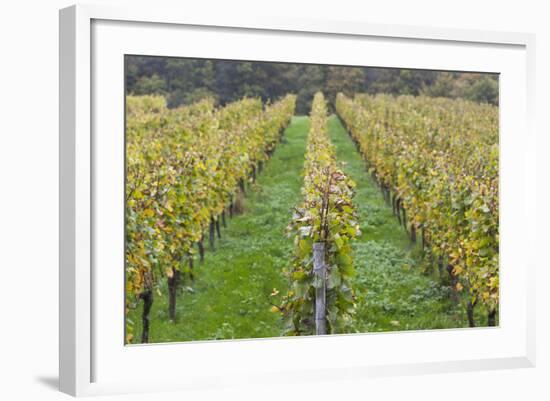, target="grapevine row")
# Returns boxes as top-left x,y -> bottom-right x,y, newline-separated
336,93 -> 499,326
278,92 -> 360,335
125,94 -> 296,342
